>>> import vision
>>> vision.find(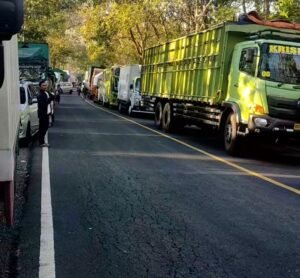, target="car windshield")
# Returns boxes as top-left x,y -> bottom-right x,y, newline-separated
20,87 -> 26,104
259,43 -> 300,85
